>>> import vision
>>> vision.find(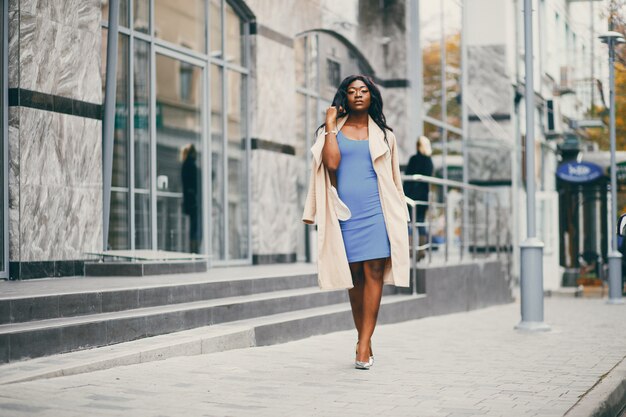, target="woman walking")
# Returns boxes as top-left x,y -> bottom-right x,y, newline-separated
302,75 -> 410,370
